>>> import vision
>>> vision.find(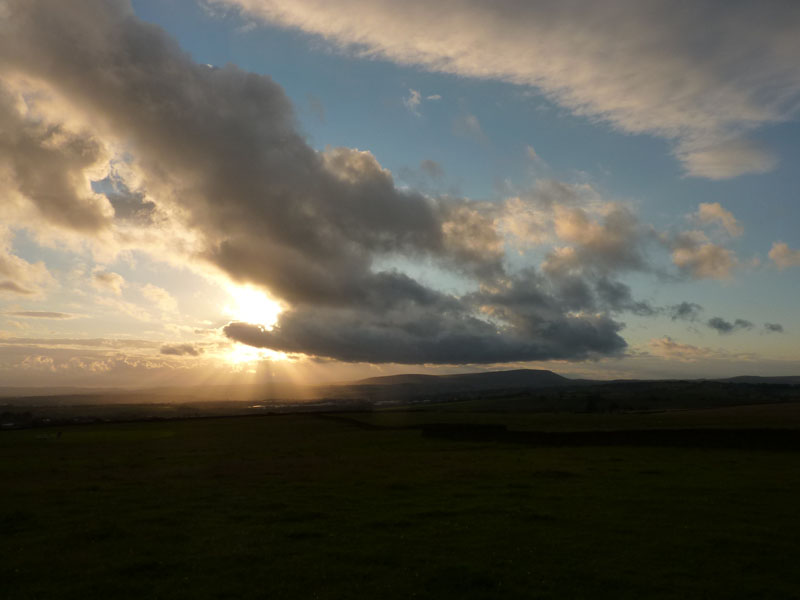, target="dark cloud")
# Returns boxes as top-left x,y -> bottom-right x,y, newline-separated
0,0 -> 641,365
6,311 -> 76,319
107,190 -> 157,224
225,308 -> 624,365
707,317 -> 753,335
668,302 -> 703,321
764,323 -> 784,333
594,278 -> 657,316
225,267 -> 627,364
160,343 -> 202,356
